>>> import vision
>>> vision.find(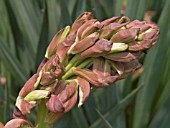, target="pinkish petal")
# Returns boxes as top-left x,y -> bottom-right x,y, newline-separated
57,80 -> 78,103
0,122 -> 4,128
56,34 -> 76,63
45,27 -> 65,58
71,12 -> 93,34
40,72 -> 56,86
103,52 -> 142,62
77,77 -> 90,107
37,58 -> 48,73
101,16 -> 121,26
69,32 -> 99,54
63,91 -> 78,112
128,40 -> 152,51
81,21 -> 102,38
54,80 -> 67,95
110,28 -> 139,43
92,57 -> 105,73
108,60 -> 124,75
46,94 -> 64,113
81,39 -> 112,57
100,22 -> 129,38
19,100 -> 36,115
5,119 -> 33,128
77,19 -> 97,40
73,68 -> 117,87
13,106 -> 28,121
43,54 -> 65,77
19,74 -> 38,97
